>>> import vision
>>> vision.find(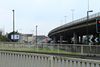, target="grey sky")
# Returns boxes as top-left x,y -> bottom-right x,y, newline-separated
0,0 -> 99,35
